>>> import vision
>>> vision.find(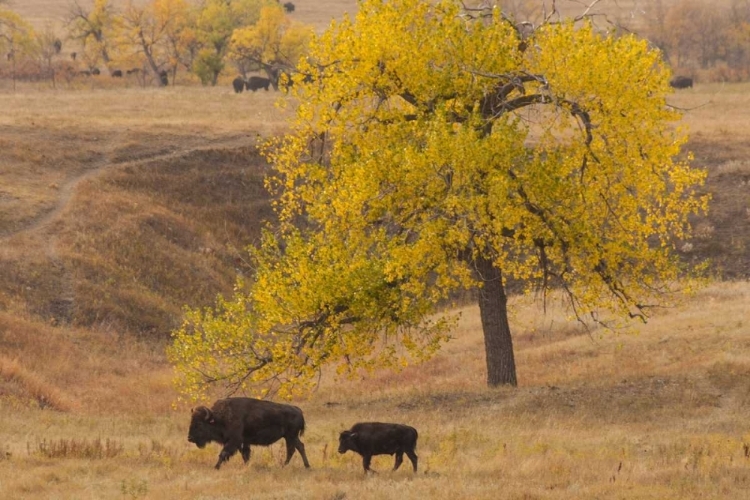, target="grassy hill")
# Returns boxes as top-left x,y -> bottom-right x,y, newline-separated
1,1 -> 750,498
